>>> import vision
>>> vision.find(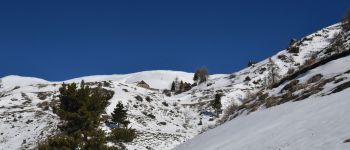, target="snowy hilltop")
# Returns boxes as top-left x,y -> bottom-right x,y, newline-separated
1,19 -> 350,150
